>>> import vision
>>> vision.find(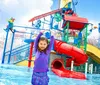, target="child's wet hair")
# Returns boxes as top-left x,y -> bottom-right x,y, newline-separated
38,37 -> 49,44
